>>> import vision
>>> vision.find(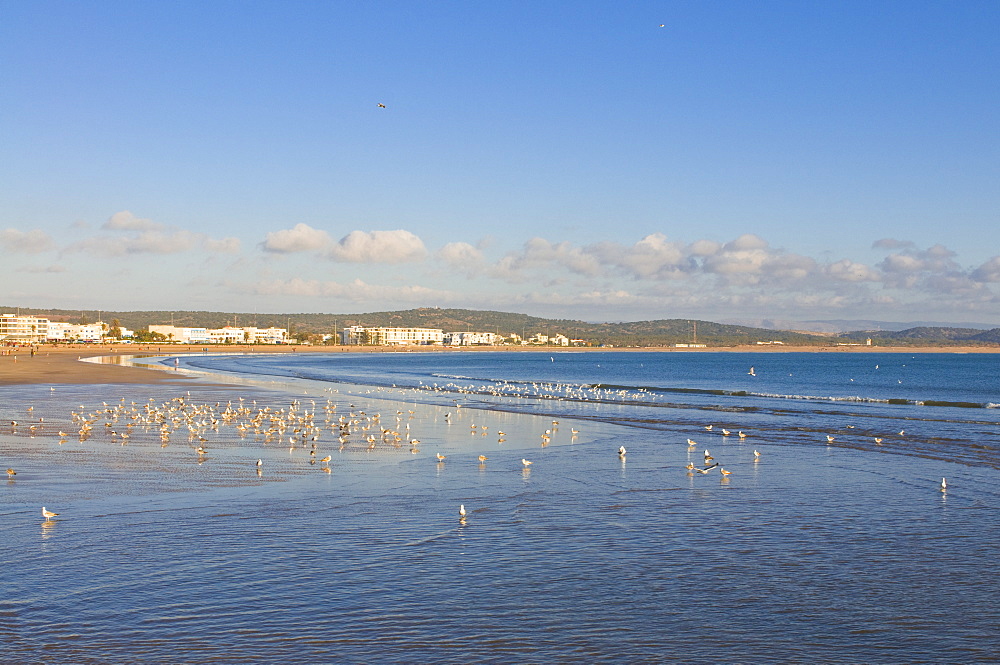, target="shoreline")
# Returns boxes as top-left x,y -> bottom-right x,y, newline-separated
2,342 -> 998,387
